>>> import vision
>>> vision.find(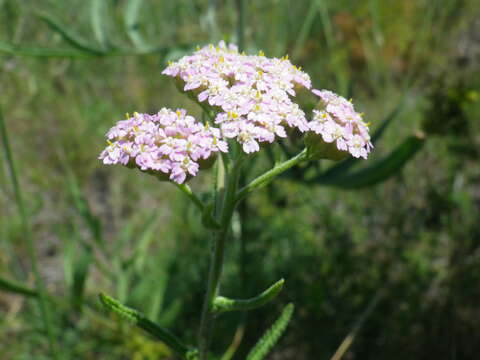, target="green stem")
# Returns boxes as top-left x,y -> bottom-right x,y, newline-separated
236,149 -> 308,203
0,107 -> 60,359
198,158 -> 242,360
175,183 -> 205,212
212,279 -> 284,314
